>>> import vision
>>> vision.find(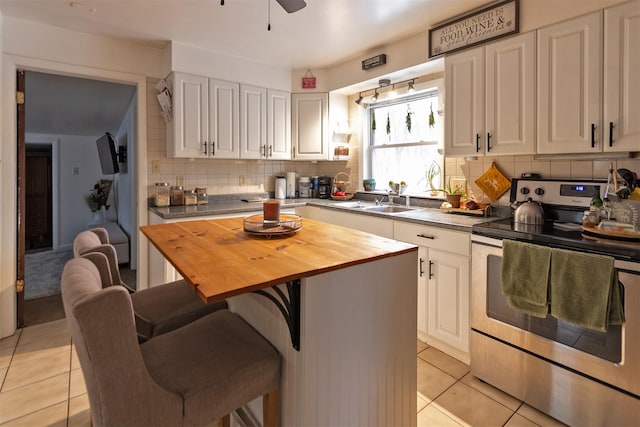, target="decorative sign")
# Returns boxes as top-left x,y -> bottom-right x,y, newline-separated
361,54 -> 387,71
302,70 -> 316,89
428,0 -> 519,58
